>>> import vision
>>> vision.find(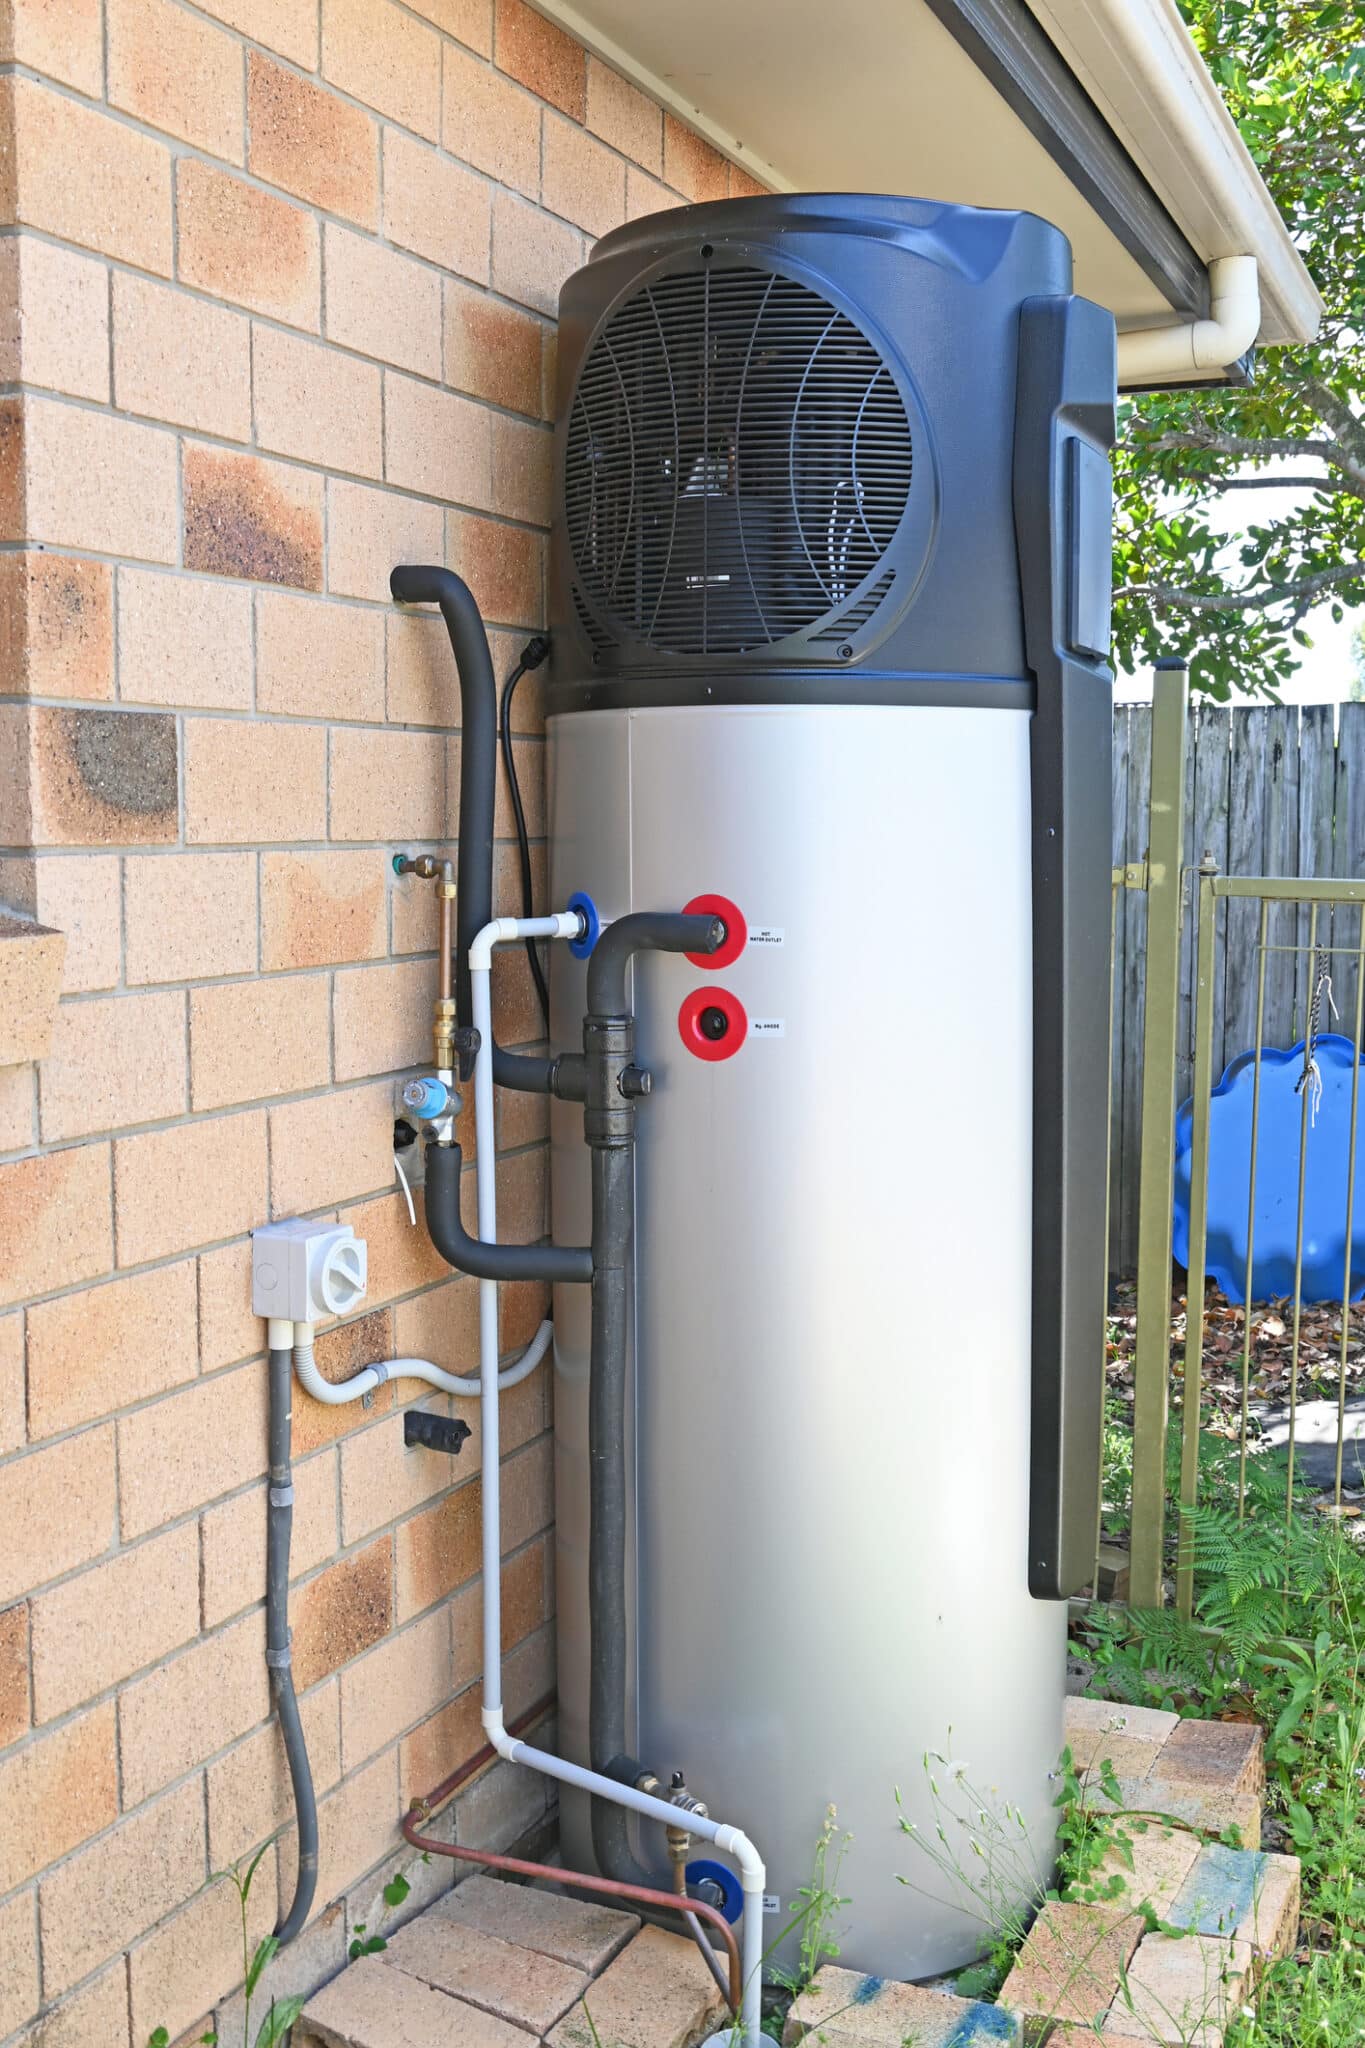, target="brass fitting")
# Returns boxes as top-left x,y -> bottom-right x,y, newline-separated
433,996 -> 456,1075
